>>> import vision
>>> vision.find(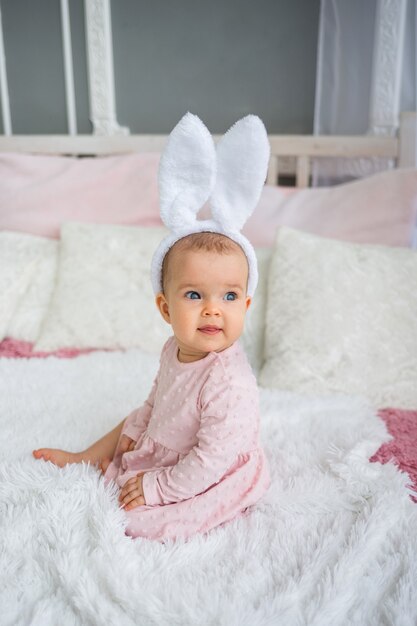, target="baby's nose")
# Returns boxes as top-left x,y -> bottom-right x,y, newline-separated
203,300 -> 221,316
